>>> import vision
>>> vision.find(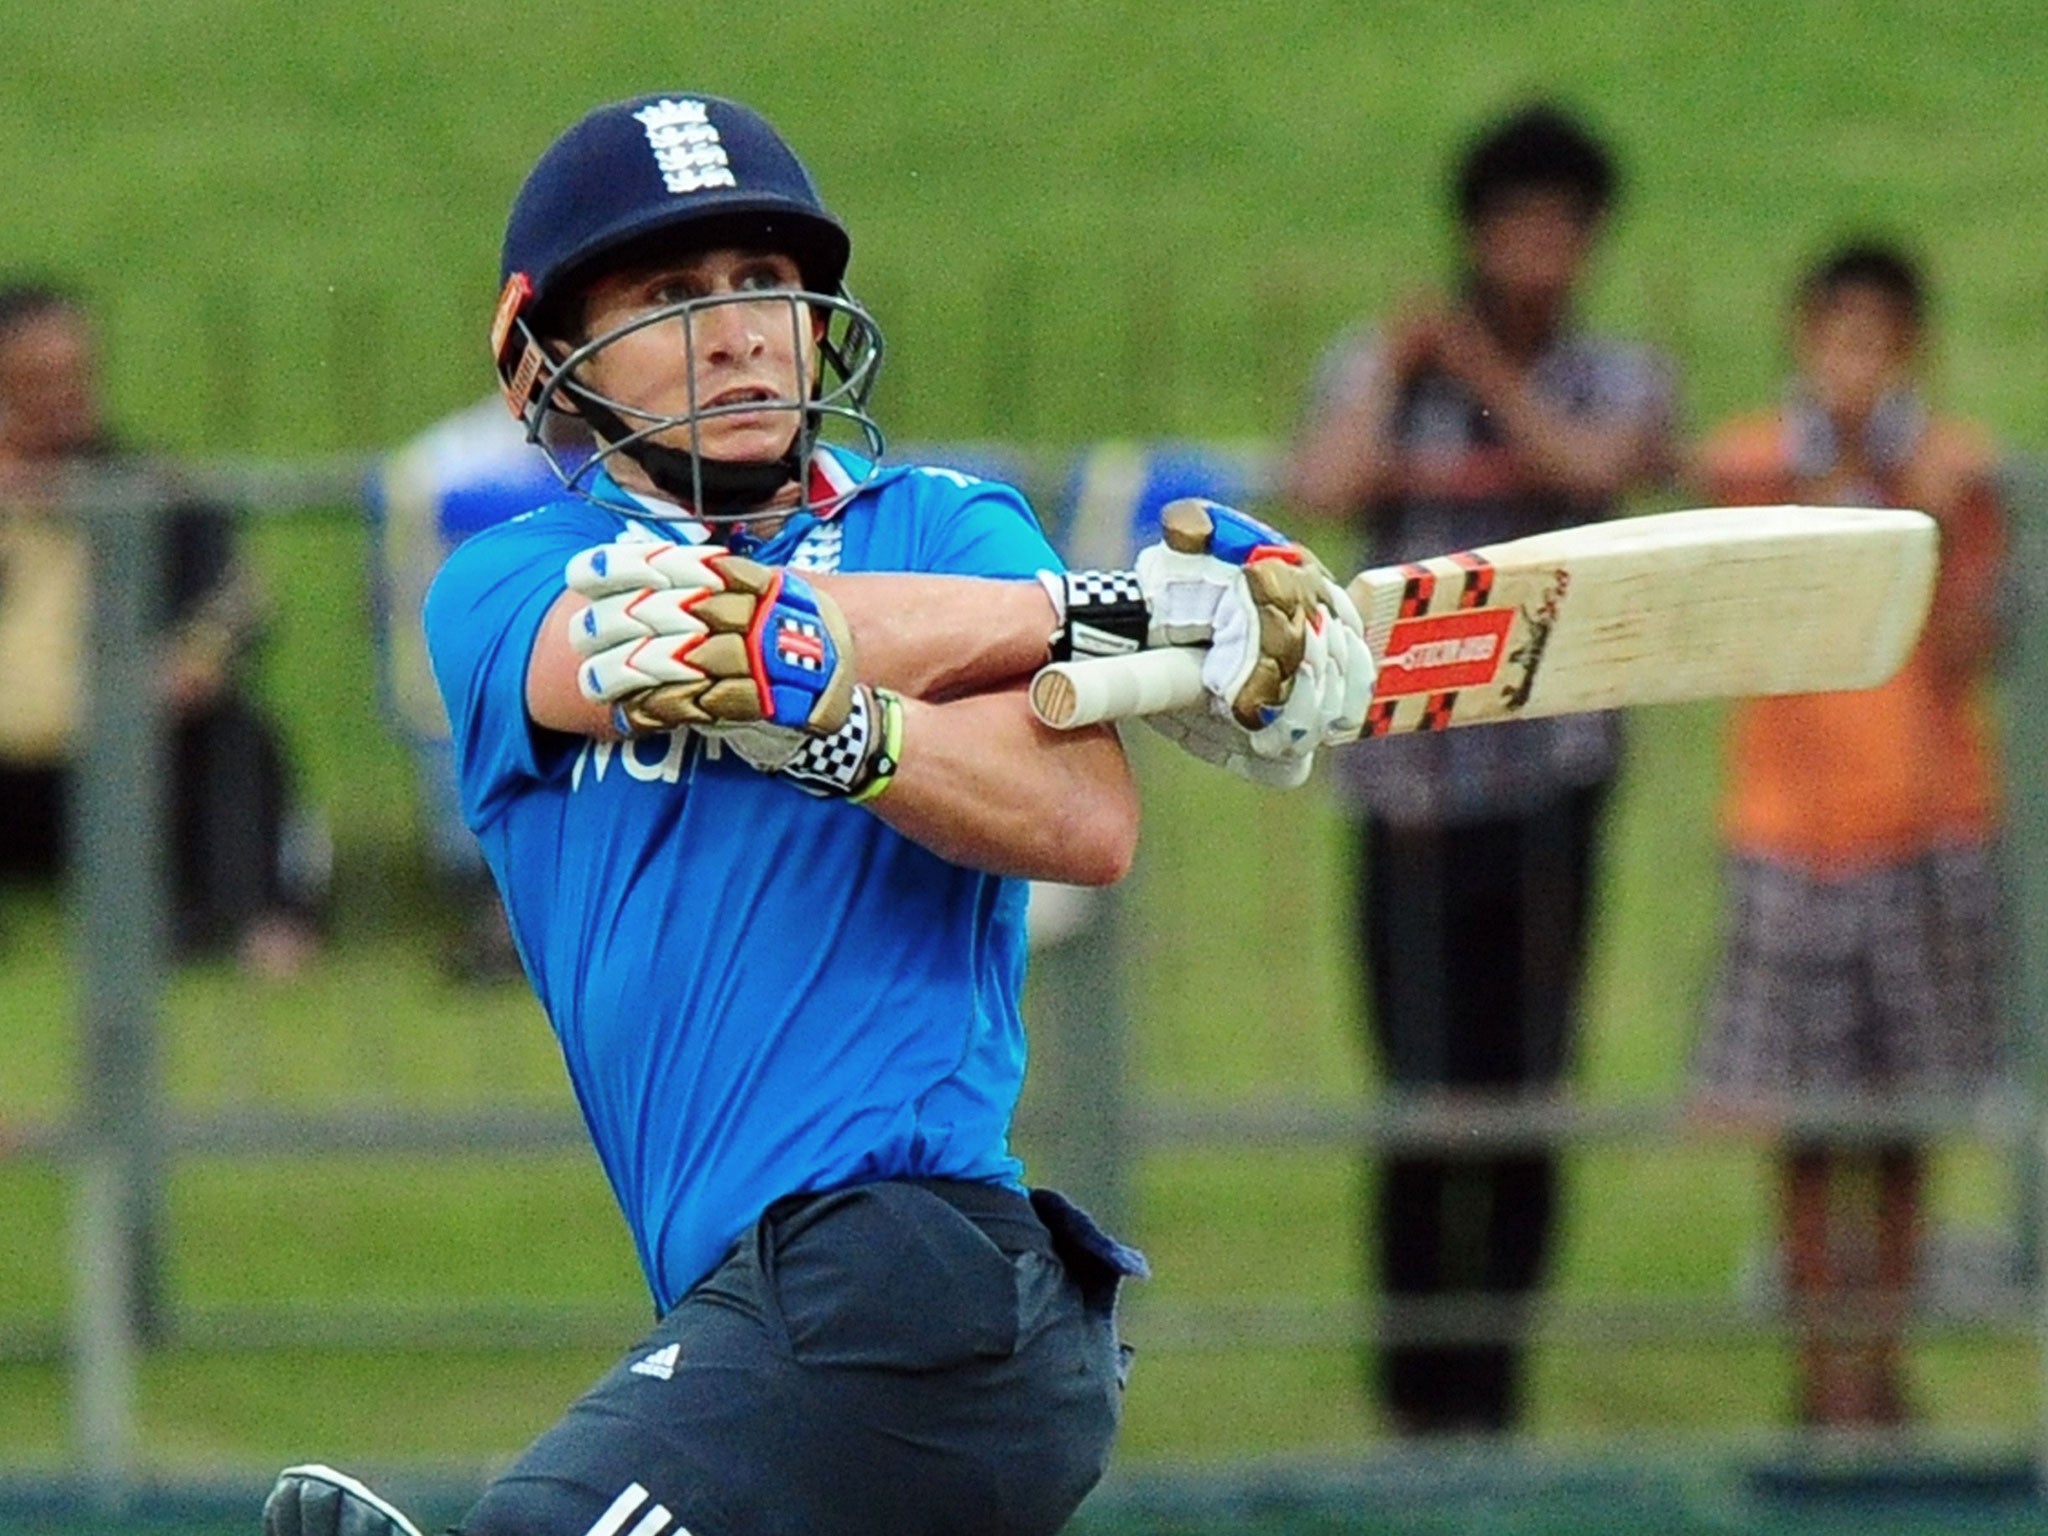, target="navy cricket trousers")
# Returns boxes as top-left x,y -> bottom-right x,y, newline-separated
458,1179 -> 1140,1536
